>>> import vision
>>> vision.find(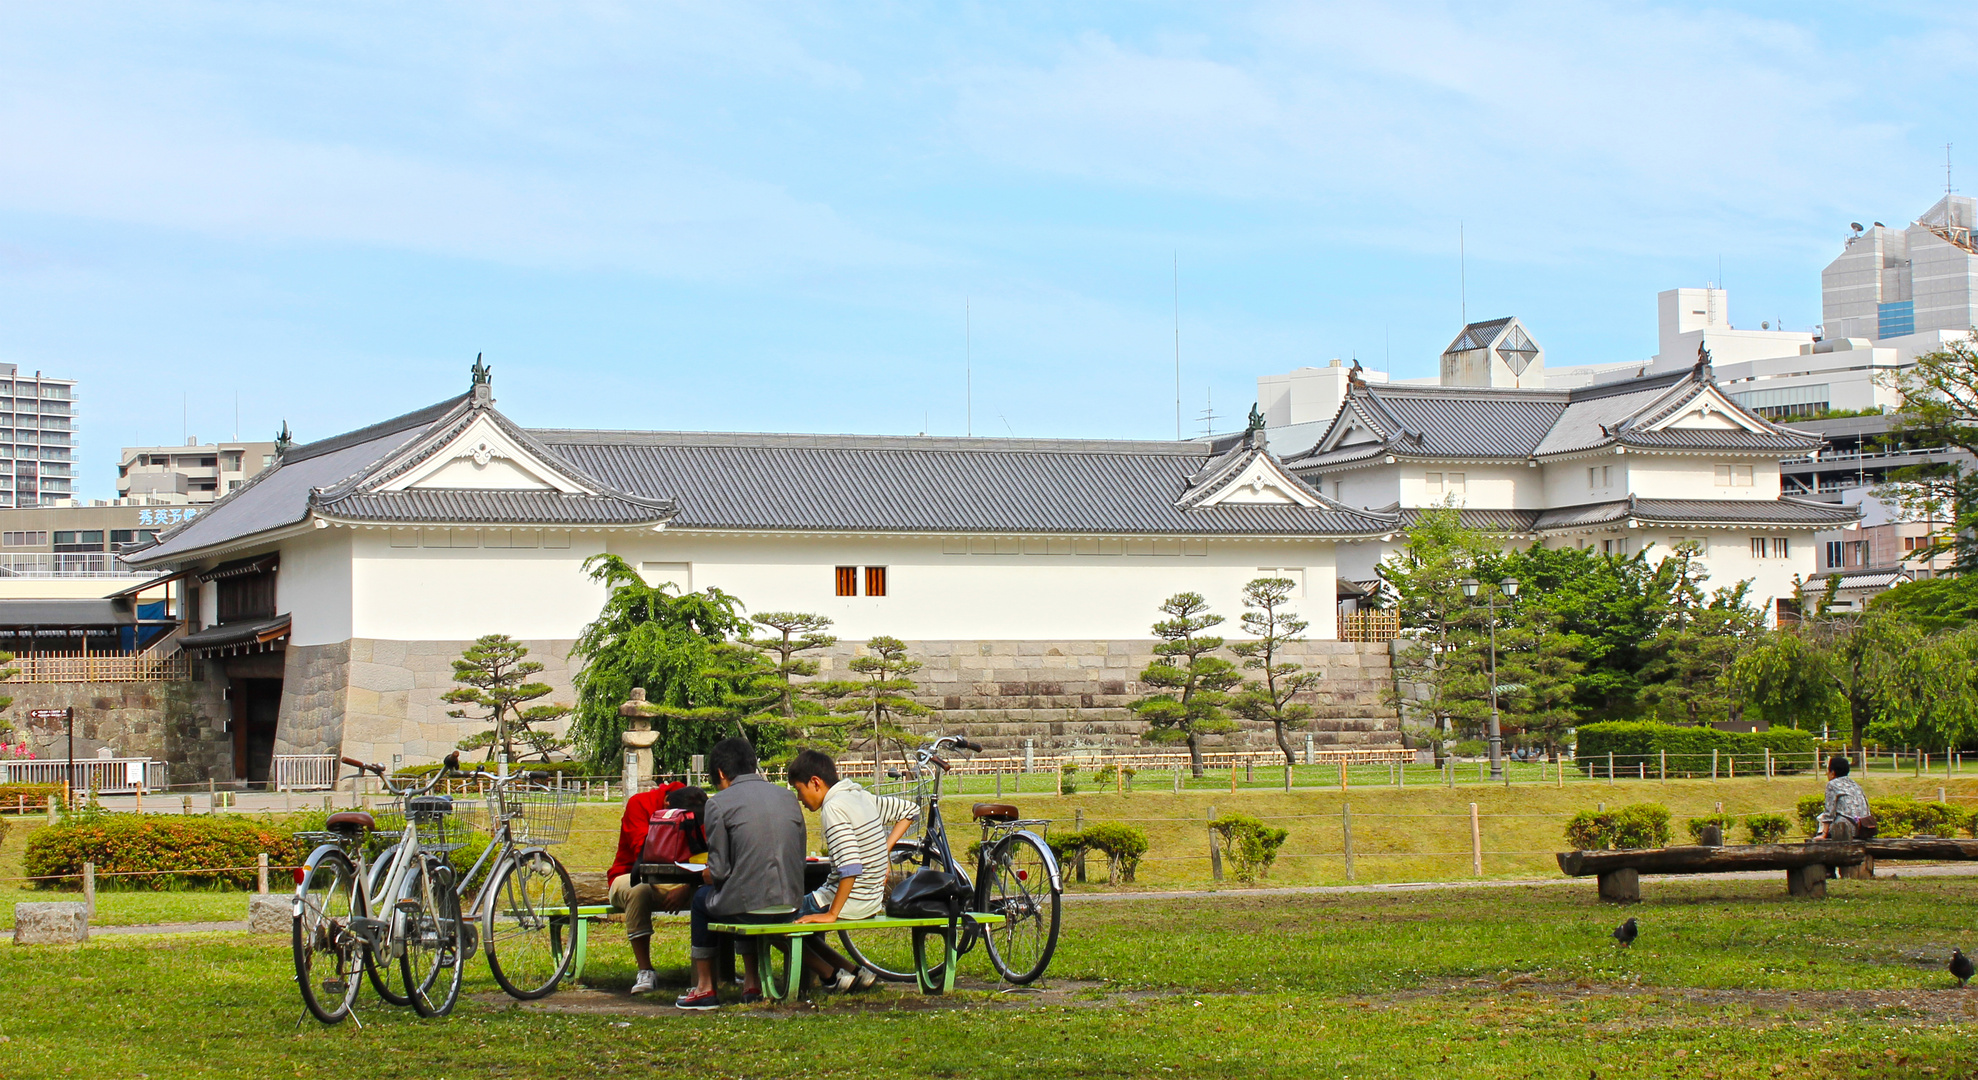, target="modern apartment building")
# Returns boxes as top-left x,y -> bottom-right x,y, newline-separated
117,440 -> 280,504
0,363 -> 77,508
